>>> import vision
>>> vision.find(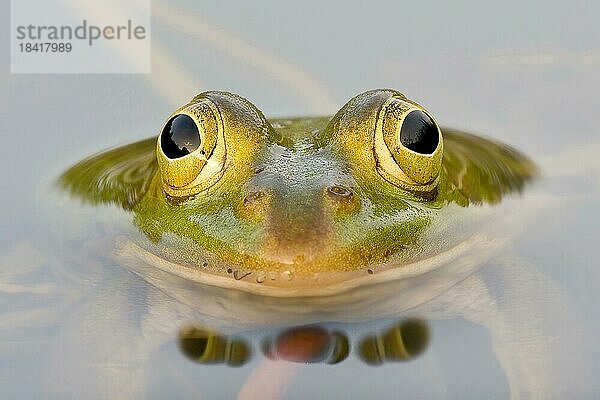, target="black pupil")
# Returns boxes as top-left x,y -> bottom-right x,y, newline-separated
399,110 -> 439,154
161,114 -> 201,159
